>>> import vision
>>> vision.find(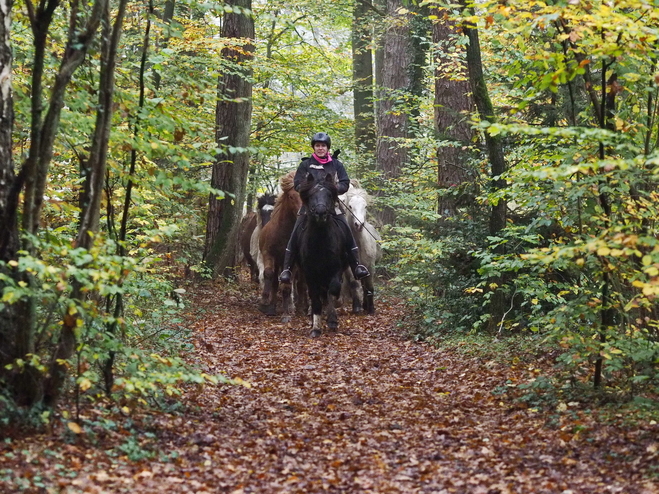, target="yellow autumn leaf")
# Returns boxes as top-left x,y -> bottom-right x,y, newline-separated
597,247 -> 611,256
642,286 -> 658,296
78,378 -> 92,391
233,377 -> 252,388
67,422 -> 82,434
